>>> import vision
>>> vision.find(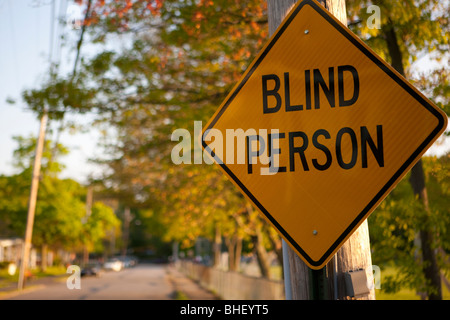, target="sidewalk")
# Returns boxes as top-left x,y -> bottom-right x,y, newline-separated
166,265 -> 219,300
0,275 -> 66,300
